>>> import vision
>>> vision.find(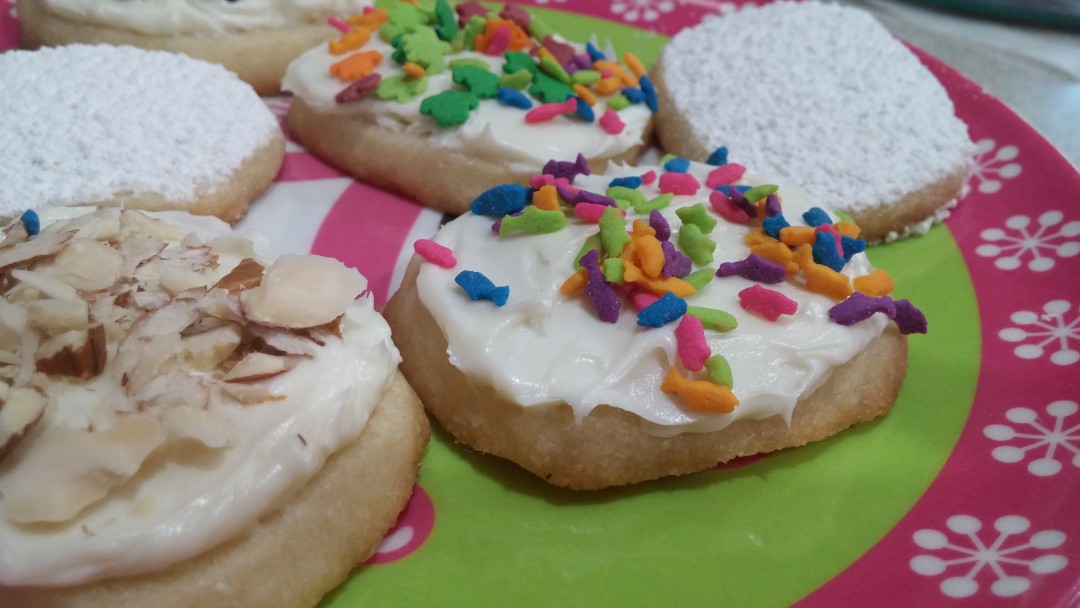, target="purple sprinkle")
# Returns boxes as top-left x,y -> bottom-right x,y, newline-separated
572,53 -> 593,69
764,193 -> 782,217
649,209 -> 670,241
893,299 -> 928,334
828,293 -> 897,326
579,249 -> 621,323
543,153 -> 591,182
557,185 -> 615,207
726,185 -> 757,217
661,241 -> 692,278
716,253 -> 786,284
491,220 -> 501,232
